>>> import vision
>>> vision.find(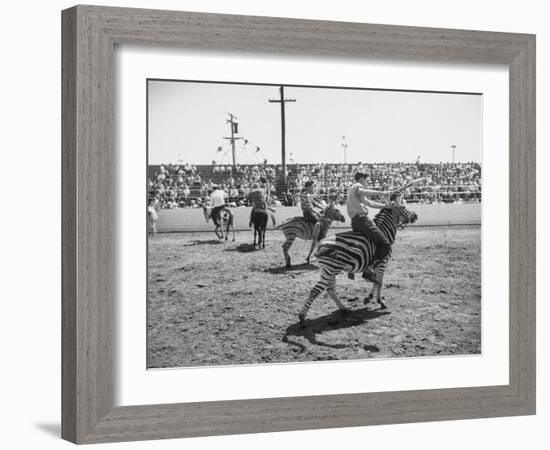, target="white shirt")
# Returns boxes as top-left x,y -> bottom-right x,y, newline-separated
210,189 -> 227,207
